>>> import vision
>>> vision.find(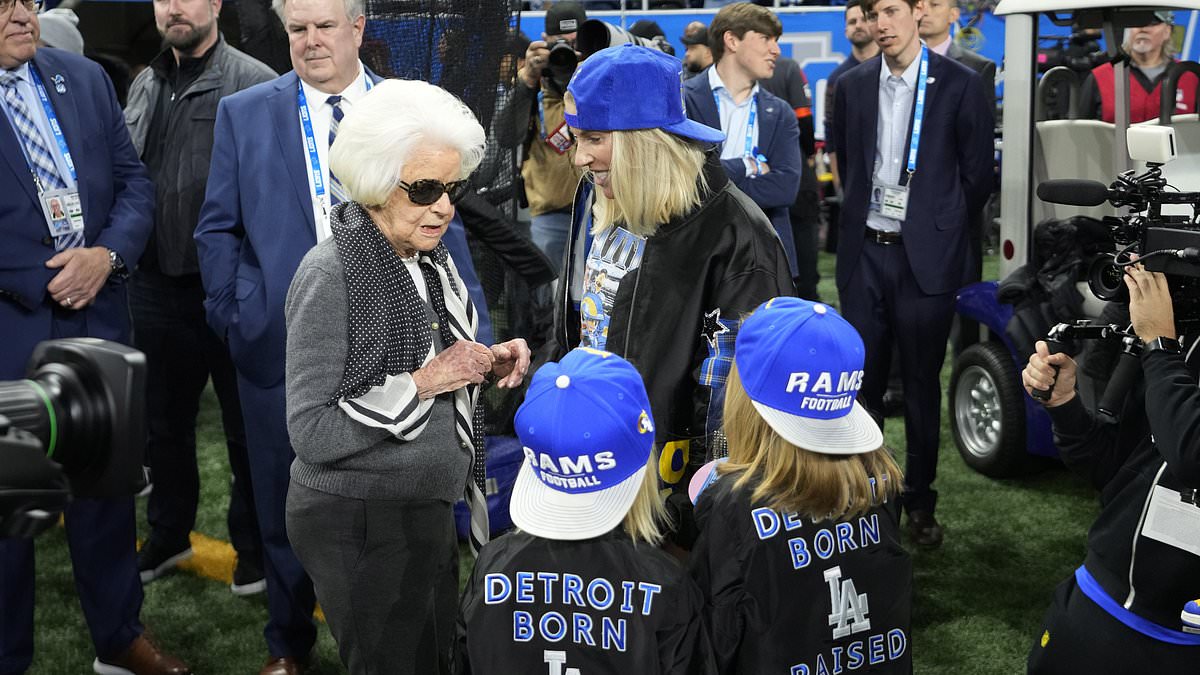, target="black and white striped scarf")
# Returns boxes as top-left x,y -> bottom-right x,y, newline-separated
328,201 -> 490,554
